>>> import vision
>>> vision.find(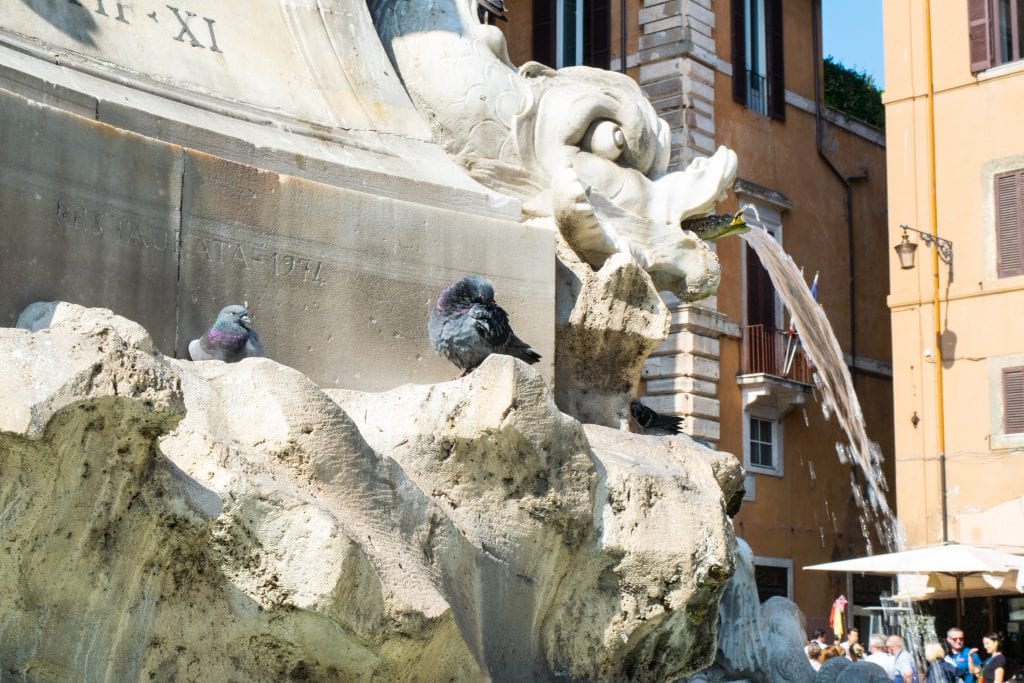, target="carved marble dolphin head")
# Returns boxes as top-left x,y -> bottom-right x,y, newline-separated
369,0 -> 737,301
516,63 -> 738,300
